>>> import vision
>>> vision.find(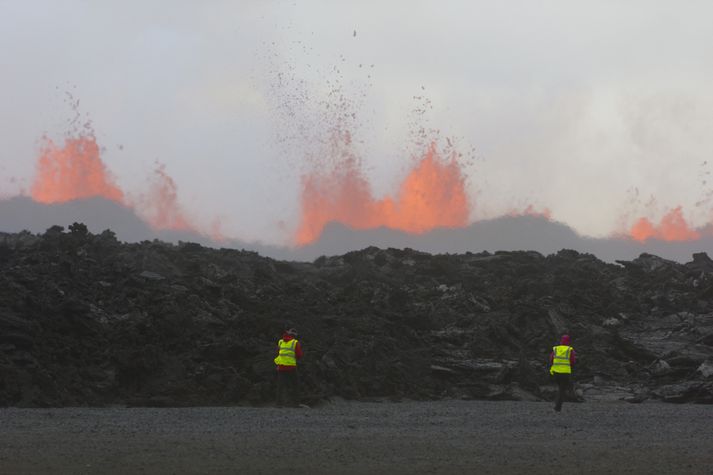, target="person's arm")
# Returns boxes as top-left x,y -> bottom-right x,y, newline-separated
570,349 -> 576,366
295,342 -> 303,360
